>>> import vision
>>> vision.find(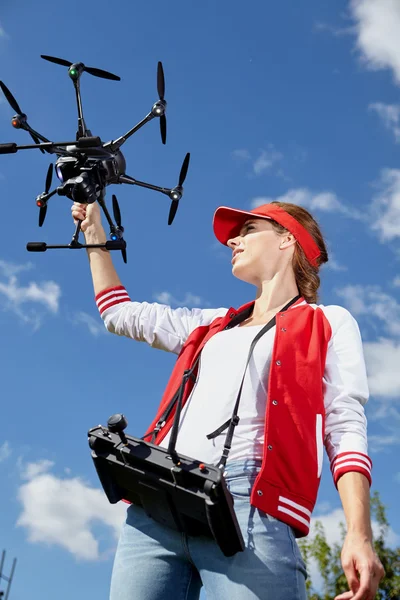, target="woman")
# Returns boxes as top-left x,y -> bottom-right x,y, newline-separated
72,200 -> 384,600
